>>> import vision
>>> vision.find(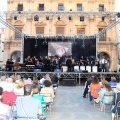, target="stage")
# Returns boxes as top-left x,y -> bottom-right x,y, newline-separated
1,72 -> 120,85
